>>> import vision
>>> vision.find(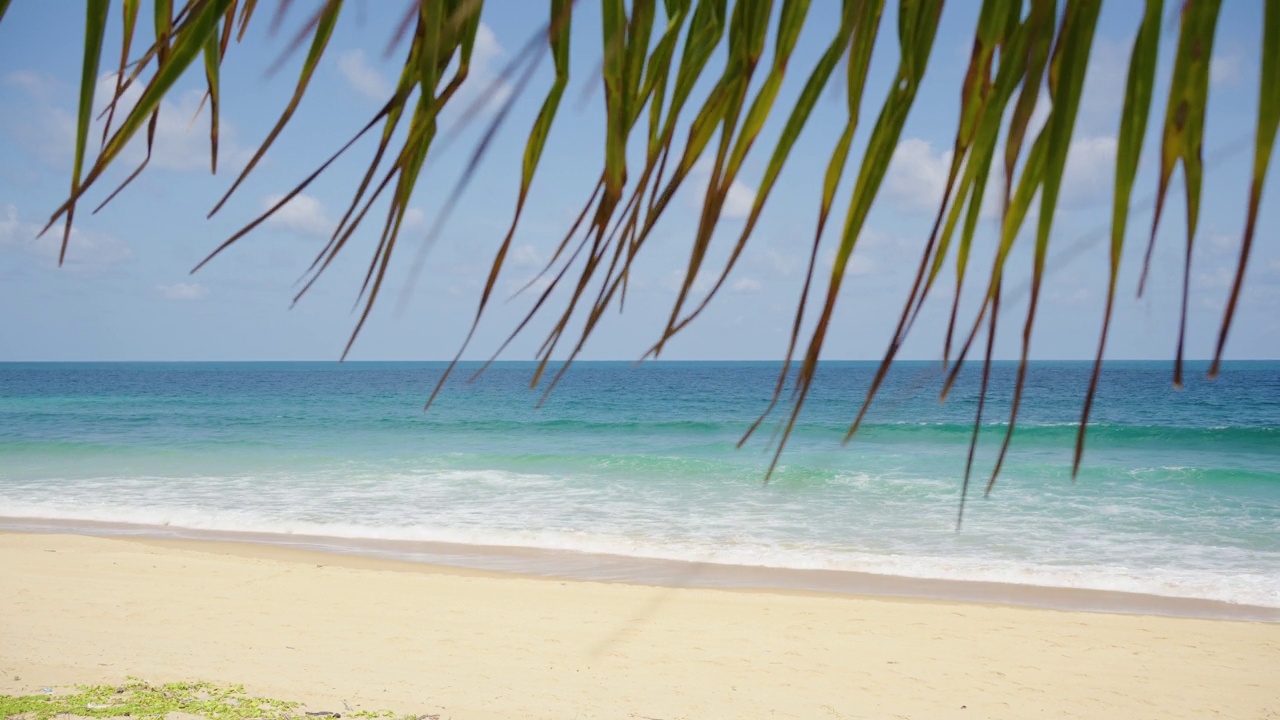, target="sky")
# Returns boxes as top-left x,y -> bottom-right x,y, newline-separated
0,1 -> 1277,362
